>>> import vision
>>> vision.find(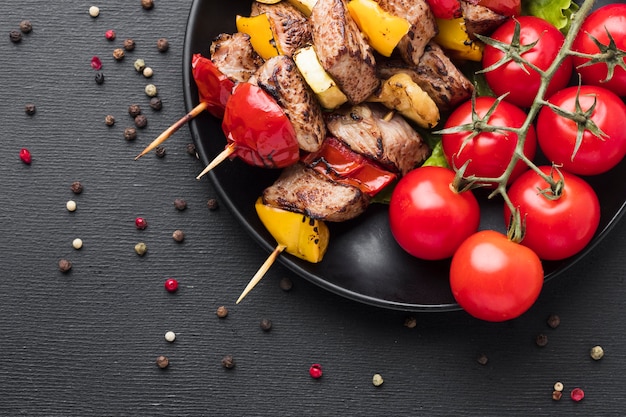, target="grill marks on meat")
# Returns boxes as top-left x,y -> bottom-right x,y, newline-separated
461,1 -> 507,39
310,0 -> 379,104
263,163 -> 370,222
377,42 -> 473,112
253,55 -> 326,153
326,104 -> 430,175
375,0 -> 438,66
210,33 -> 263,83
251,1 -> 312,58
